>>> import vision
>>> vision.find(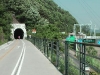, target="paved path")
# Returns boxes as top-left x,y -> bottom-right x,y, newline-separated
20,40 -> 62,75
0,40 -> 62,75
